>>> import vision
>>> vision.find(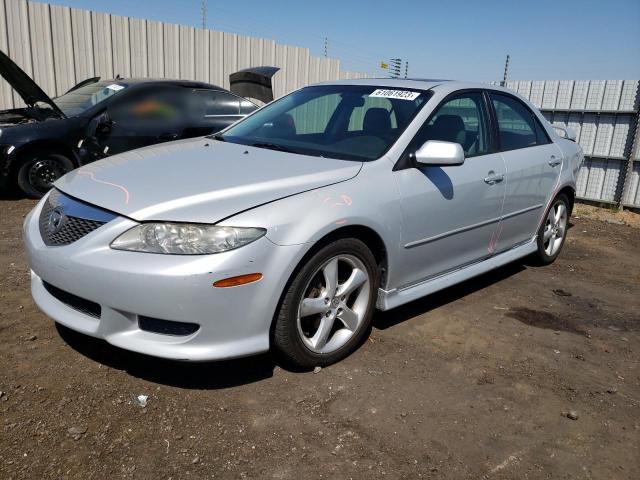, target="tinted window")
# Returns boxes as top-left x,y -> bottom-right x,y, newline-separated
107,86 -> 186,127
196,90 -> 241,116
491,93 -> 549,150
409,92 -> 490,157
